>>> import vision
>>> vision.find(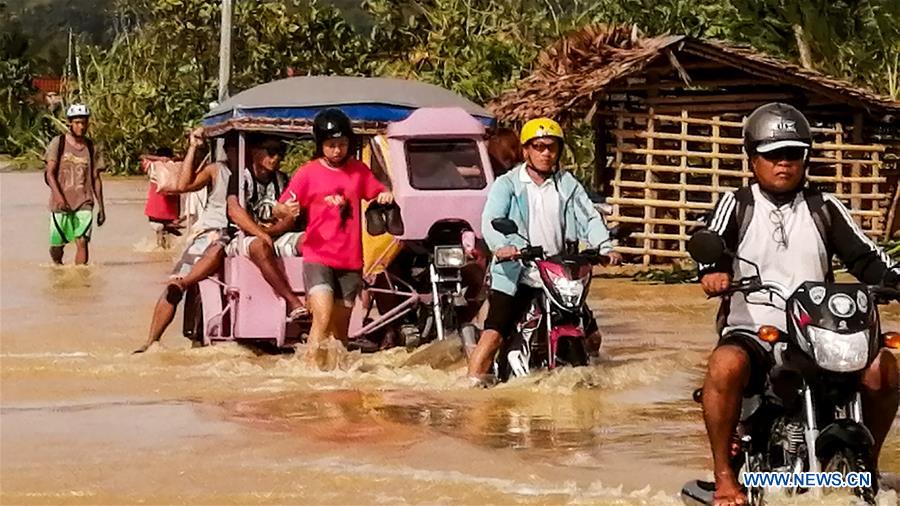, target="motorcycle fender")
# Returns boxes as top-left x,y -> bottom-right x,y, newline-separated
814,419 -> 875,461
